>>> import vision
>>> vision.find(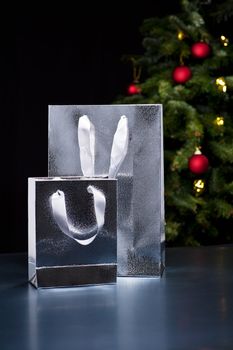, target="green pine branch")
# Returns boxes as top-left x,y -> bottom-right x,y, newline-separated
116,0 -> 233,246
